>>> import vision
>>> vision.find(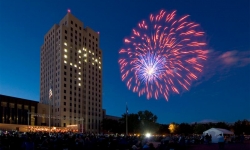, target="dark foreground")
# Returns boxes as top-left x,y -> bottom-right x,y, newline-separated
0,132 -> 249,150
188,142 -> 250,150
